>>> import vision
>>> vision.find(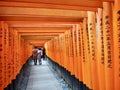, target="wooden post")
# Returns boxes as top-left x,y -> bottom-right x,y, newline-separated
88,11 -> 99,90
113,0 -> 120,89
103,2 -> 114,90
96,8 -> 106,90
